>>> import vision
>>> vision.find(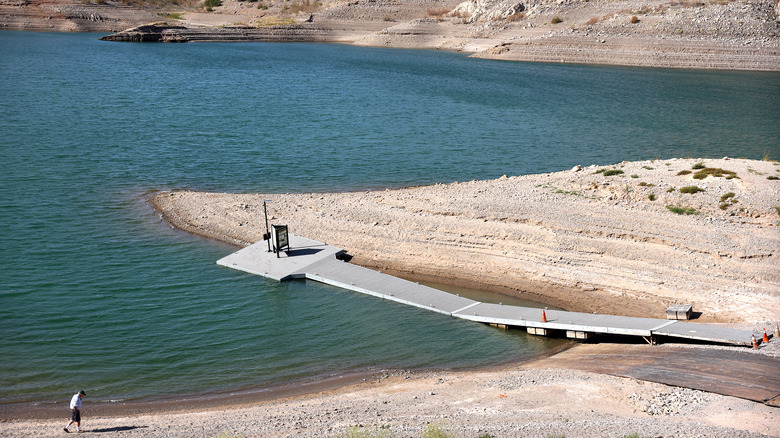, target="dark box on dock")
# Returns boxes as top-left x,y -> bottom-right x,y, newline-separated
666,304 -> 693,320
